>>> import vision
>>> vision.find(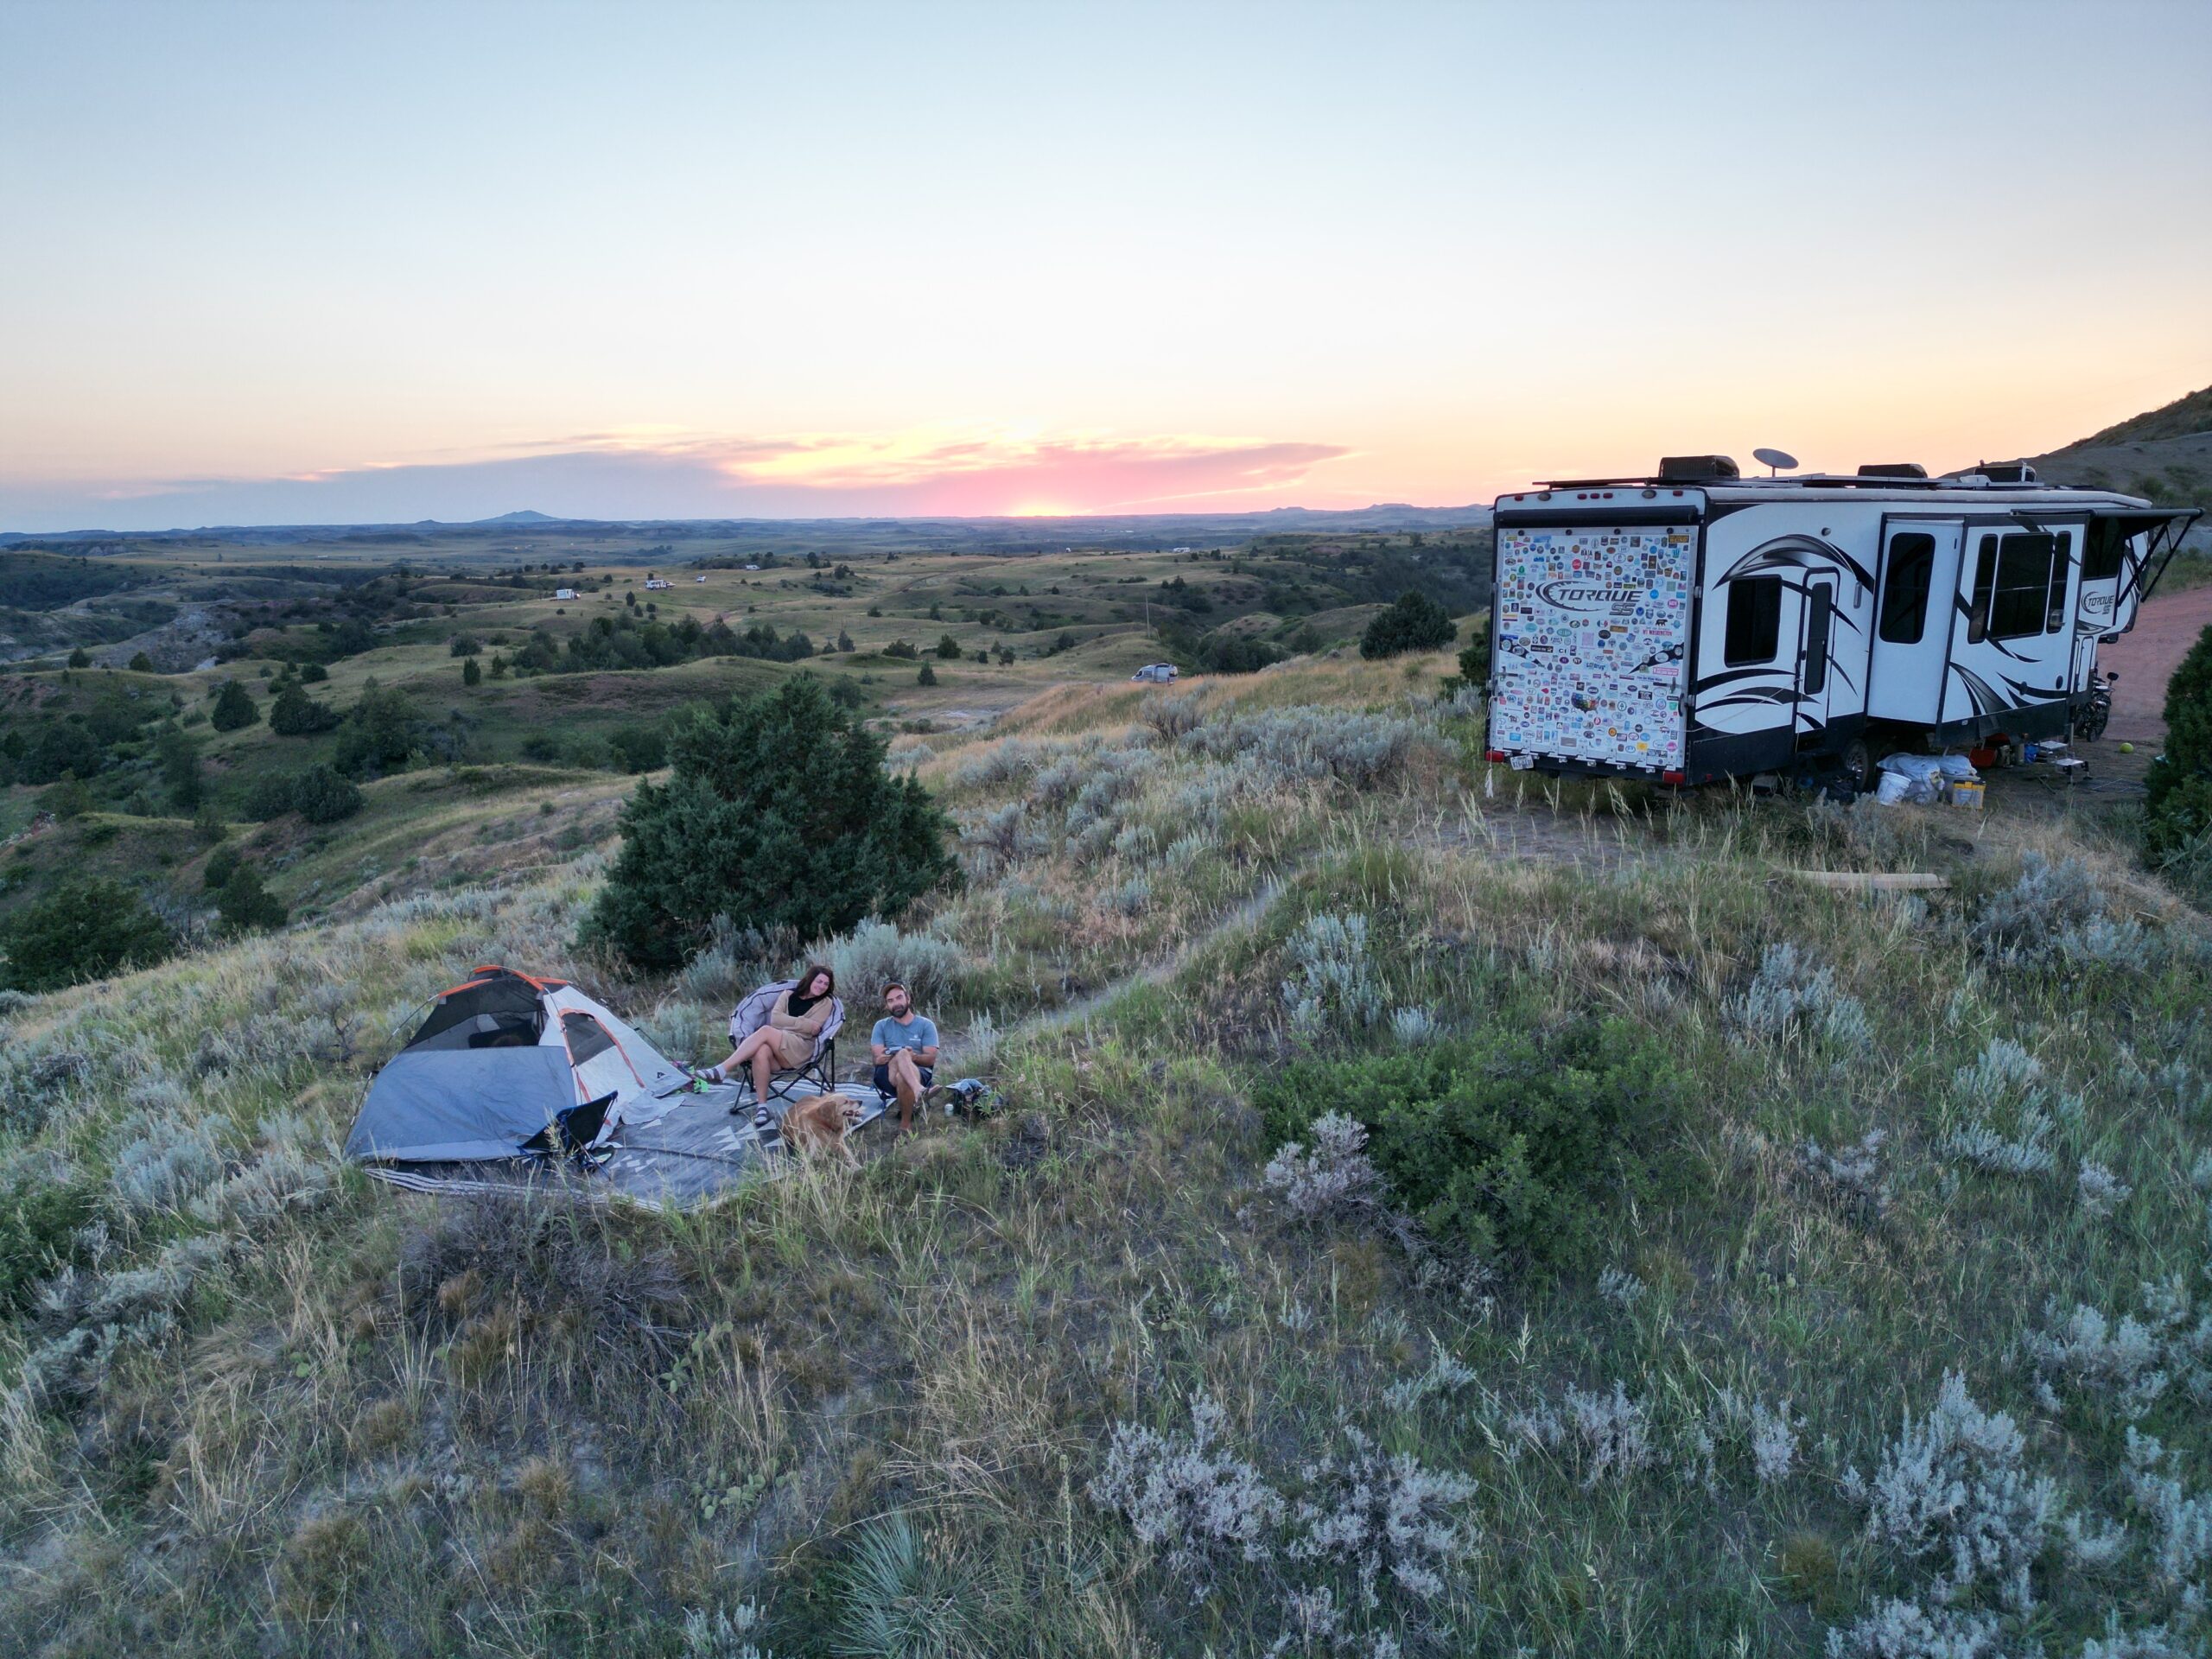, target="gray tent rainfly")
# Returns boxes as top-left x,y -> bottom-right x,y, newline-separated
346,965 -> 690,1166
